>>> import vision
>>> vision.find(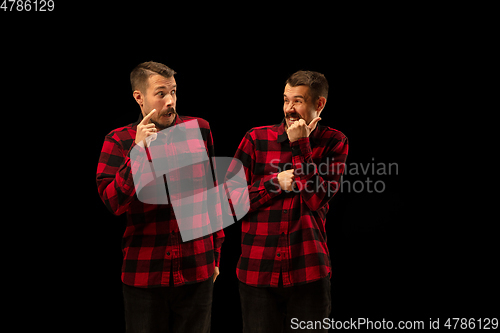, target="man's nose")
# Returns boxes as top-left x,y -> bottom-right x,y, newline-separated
165,94 -> 174,107
286,102 -> 295,113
